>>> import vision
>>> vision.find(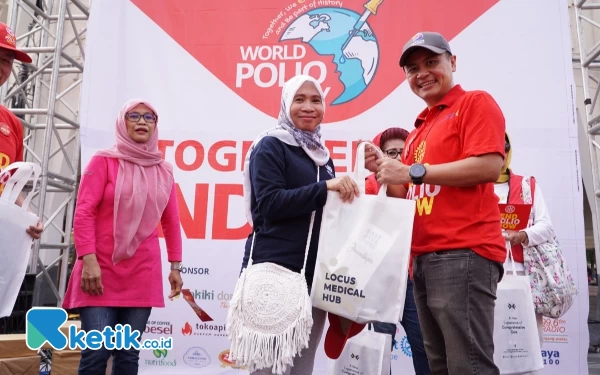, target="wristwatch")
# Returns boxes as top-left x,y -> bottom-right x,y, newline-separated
409,163 -> 427,185
170,262 -> 182,271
